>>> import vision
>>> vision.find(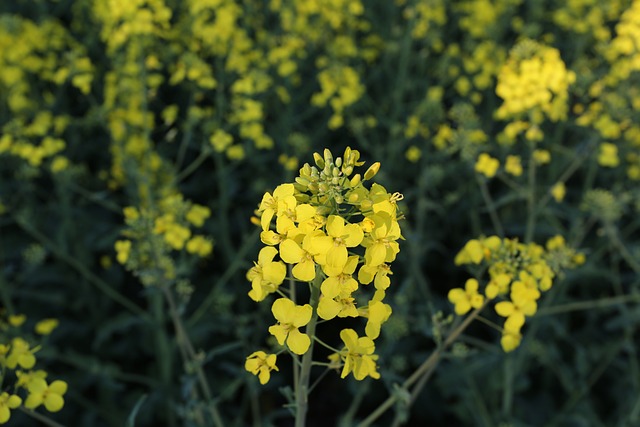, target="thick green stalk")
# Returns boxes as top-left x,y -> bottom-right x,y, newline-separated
295,275 -> 321,427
